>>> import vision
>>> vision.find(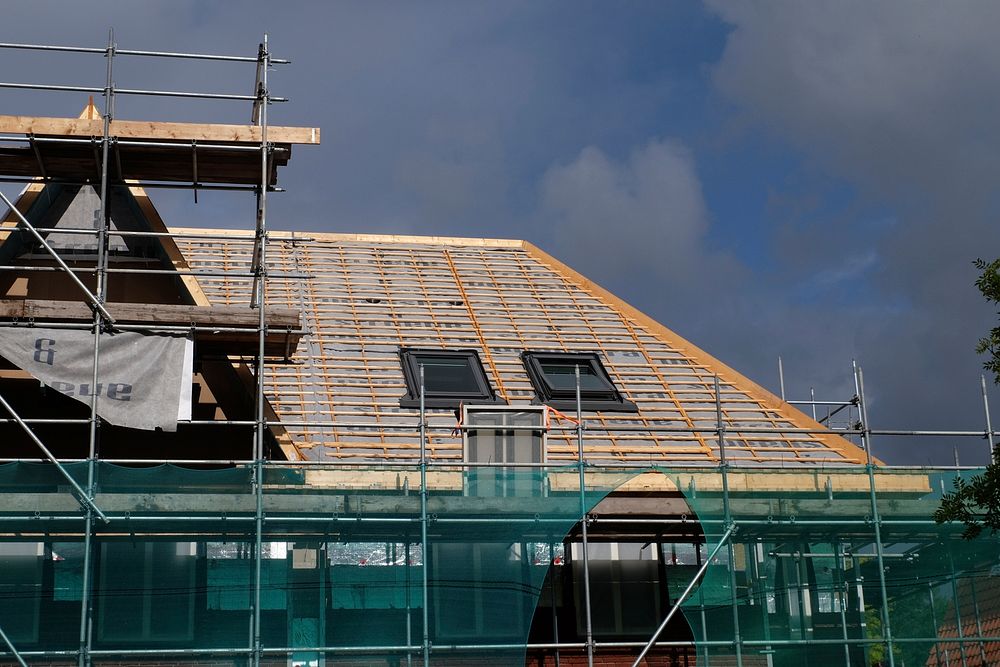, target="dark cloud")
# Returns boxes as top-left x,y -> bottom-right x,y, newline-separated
706,0 -> 1000,462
